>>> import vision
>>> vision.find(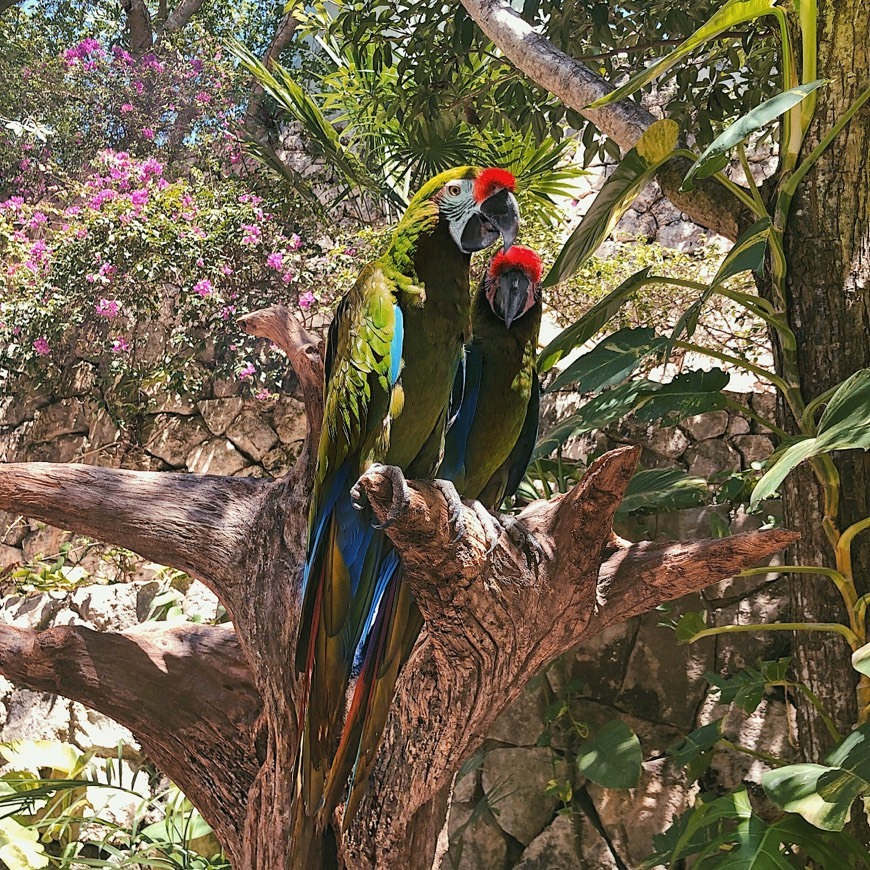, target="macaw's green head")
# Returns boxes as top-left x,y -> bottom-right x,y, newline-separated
403,167 -> 520,255
484,245 -> 543,329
